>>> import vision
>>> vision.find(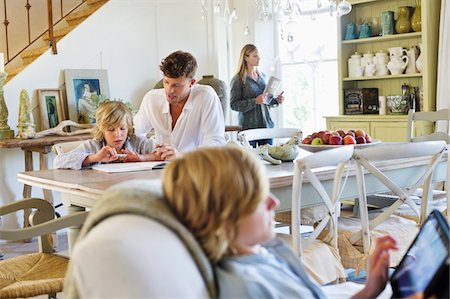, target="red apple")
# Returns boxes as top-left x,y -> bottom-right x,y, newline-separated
317,131 -> 326,139
355,129 -> 366,138
336,129 -> 346,137
322,133 -> 332,144
365,134 -> 372,143
343,135 -> 357,145
331,131 -> 340,136
345,131 -> 356,138
329,135 -> 343,145
356,136 -> 366,144
302,136 -> 313,144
